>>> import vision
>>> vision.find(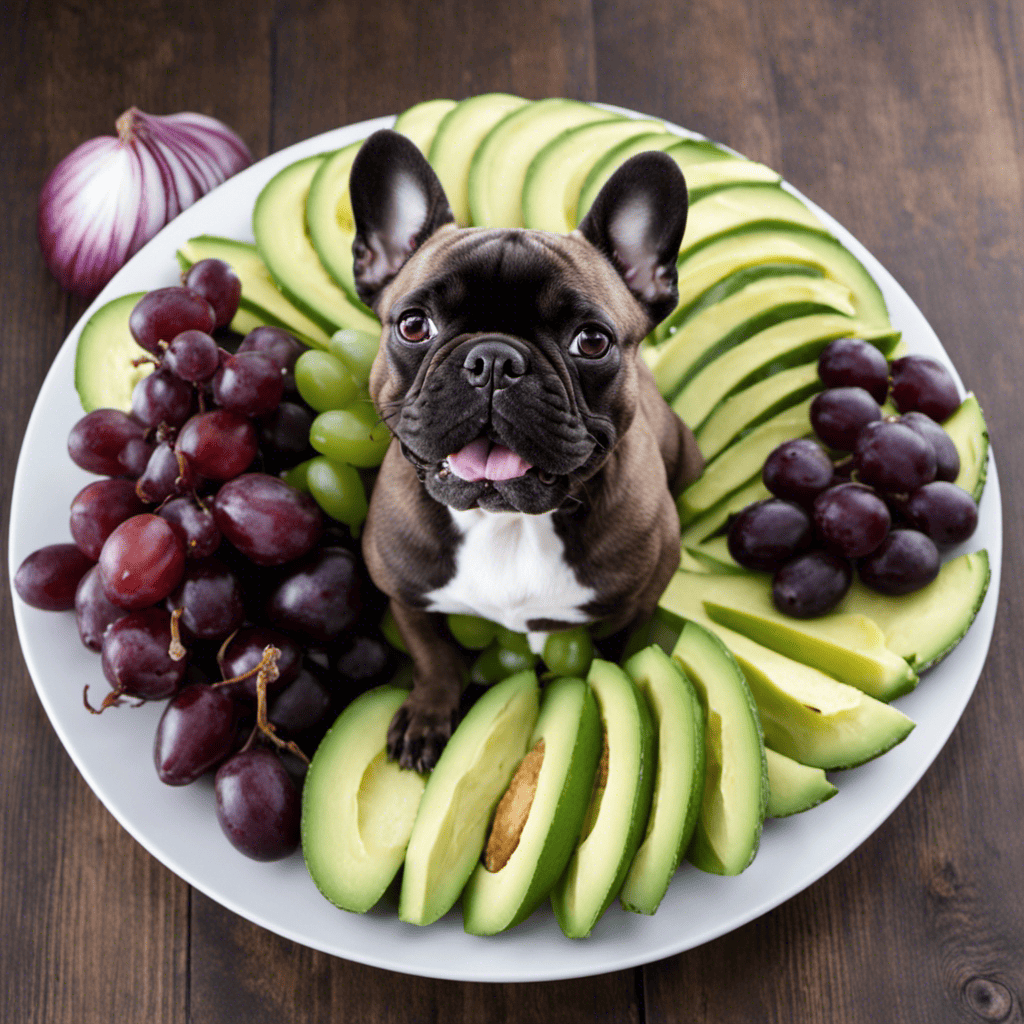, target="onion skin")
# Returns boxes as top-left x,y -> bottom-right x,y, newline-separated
38,107 -> 252,298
